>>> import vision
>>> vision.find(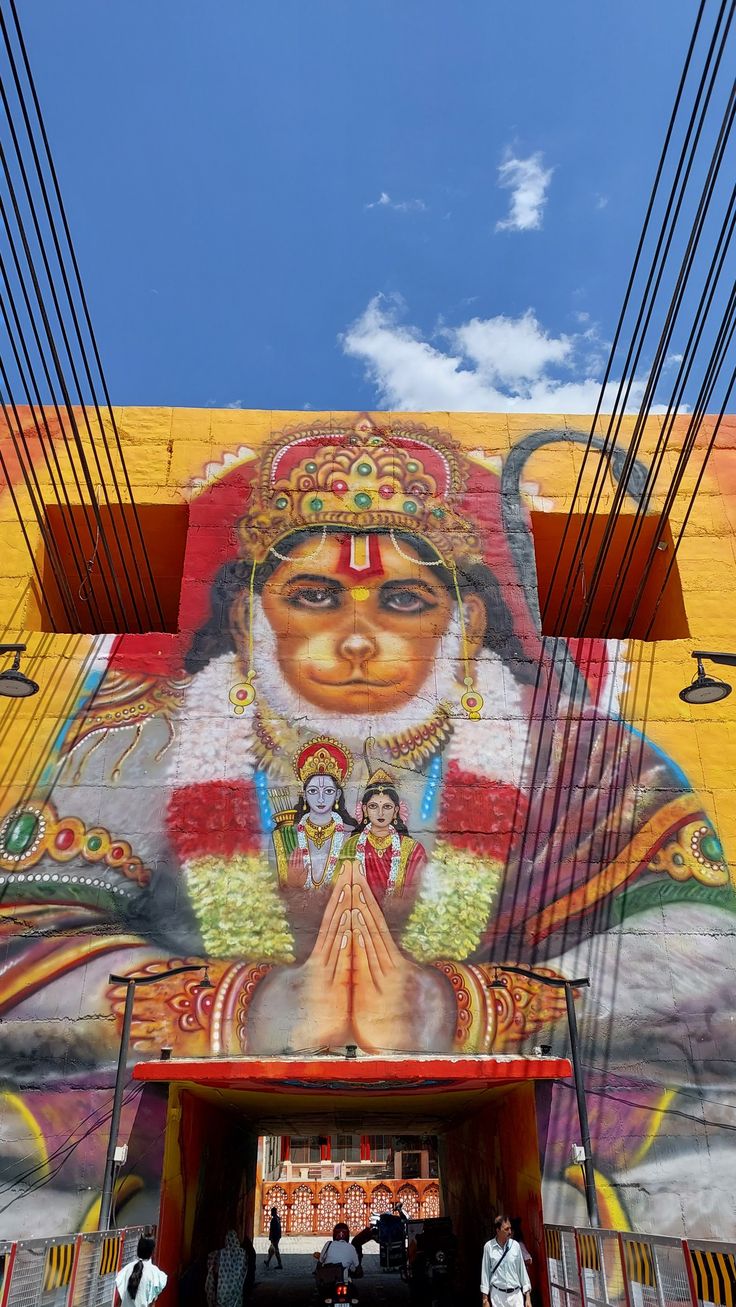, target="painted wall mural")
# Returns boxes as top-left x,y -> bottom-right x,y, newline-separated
1,411 -> 736,1239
